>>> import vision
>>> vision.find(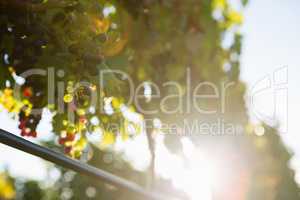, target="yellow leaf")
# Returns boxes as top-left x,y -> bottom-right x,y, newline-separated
111,97 -> 121,109
212,0 -> 227,9
227,10 -> 243,25
75,137 -> 87,151
76,108 -> 86,116
0,173 -> 15,199
101,131 -> 115,147
63,94 -> 73,103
